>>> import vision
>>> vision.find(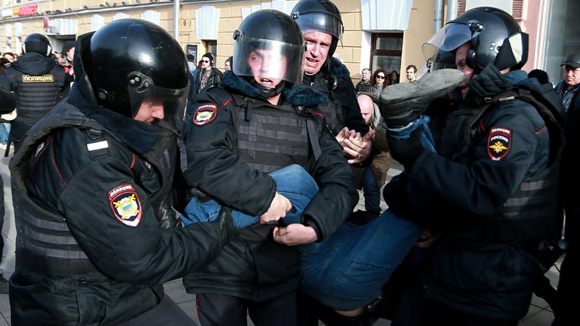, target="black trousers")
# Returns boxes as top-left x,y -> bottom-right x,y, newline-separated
196,292 -> 297,326
117,295 -> 195,326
